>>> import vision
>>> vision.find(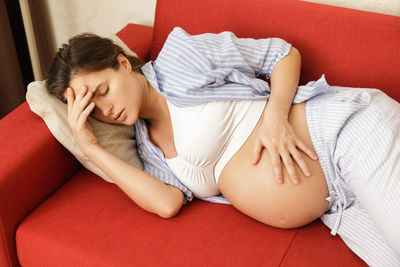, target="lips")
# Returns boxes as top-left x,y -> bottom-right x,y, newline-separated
114,109 -> 126,122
